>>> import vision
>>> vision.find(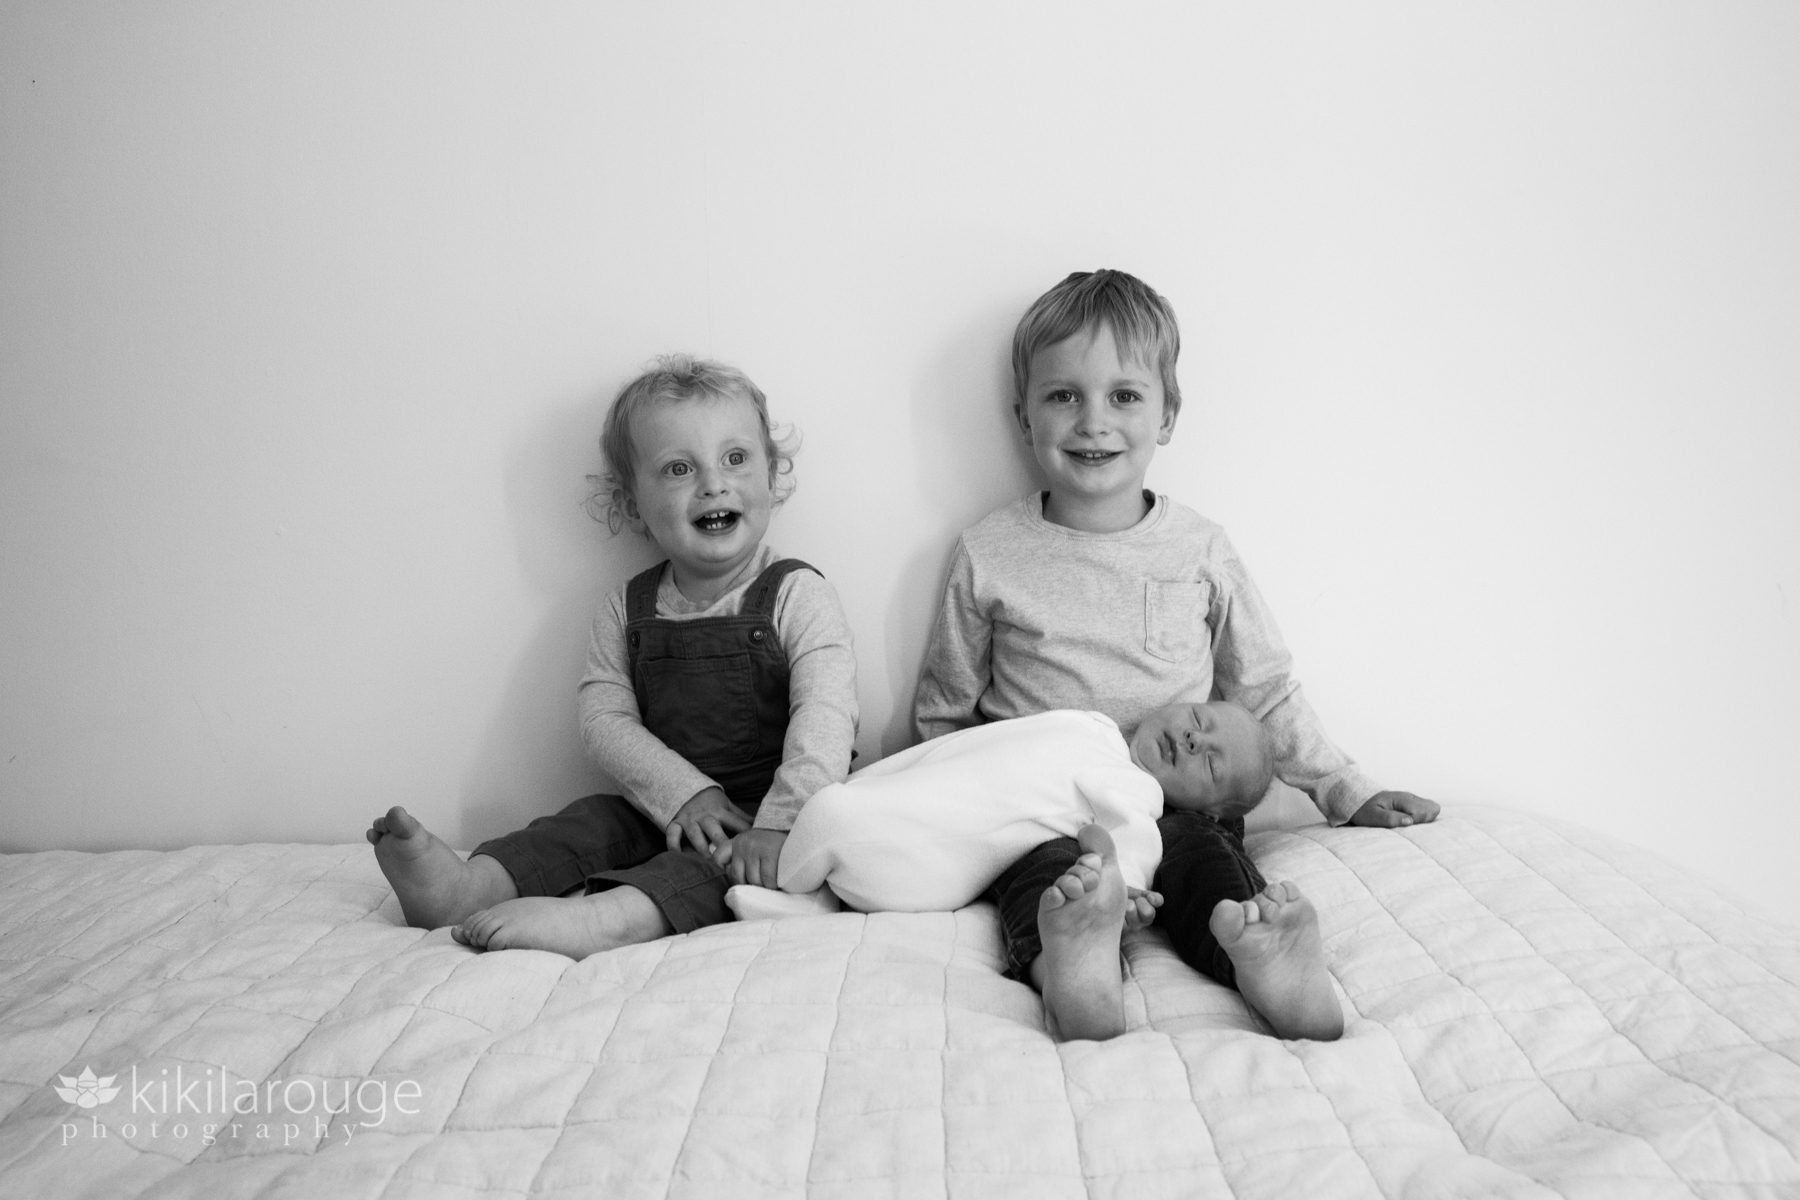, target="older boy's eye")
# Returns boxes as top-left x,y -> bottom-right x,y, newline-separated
1115,390 -> 1142,405
1047,389 -> 1077,404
